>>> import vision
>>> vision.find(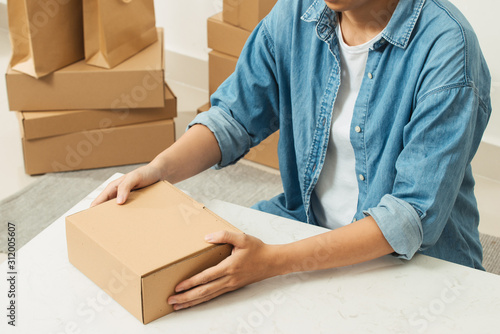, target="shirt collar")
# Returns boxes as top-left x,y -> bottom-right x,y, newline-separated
301,0 -> 426,49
